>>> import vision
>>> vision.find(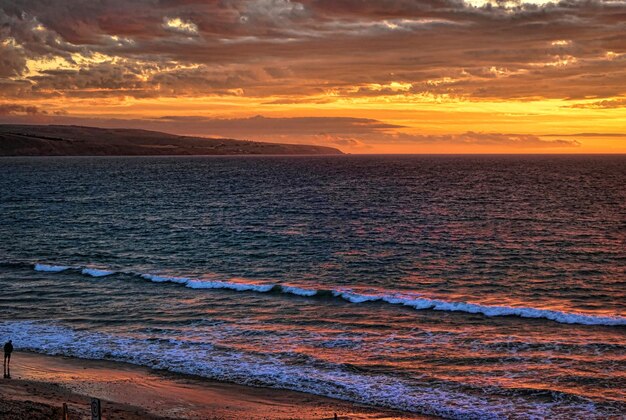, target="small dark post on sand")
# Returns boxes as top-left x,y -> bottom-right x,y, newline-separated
3,339 -> 12,379
91,398 -> 101,420
62,402 -> 69,420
